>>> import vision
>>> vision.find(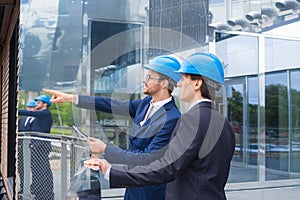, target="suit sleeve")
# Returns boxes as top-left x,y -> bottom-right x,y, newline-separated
109,110 -> 205,188
18,109 -> 49,117
76,95 -> 141,118
104,113 -> 180,166
104,145 -> 166,166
